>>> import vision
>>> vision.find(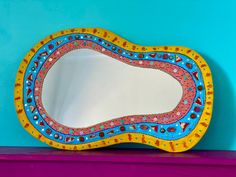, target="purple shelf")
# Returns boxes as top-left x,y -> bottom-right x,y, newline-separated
1,147 -> 236,177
